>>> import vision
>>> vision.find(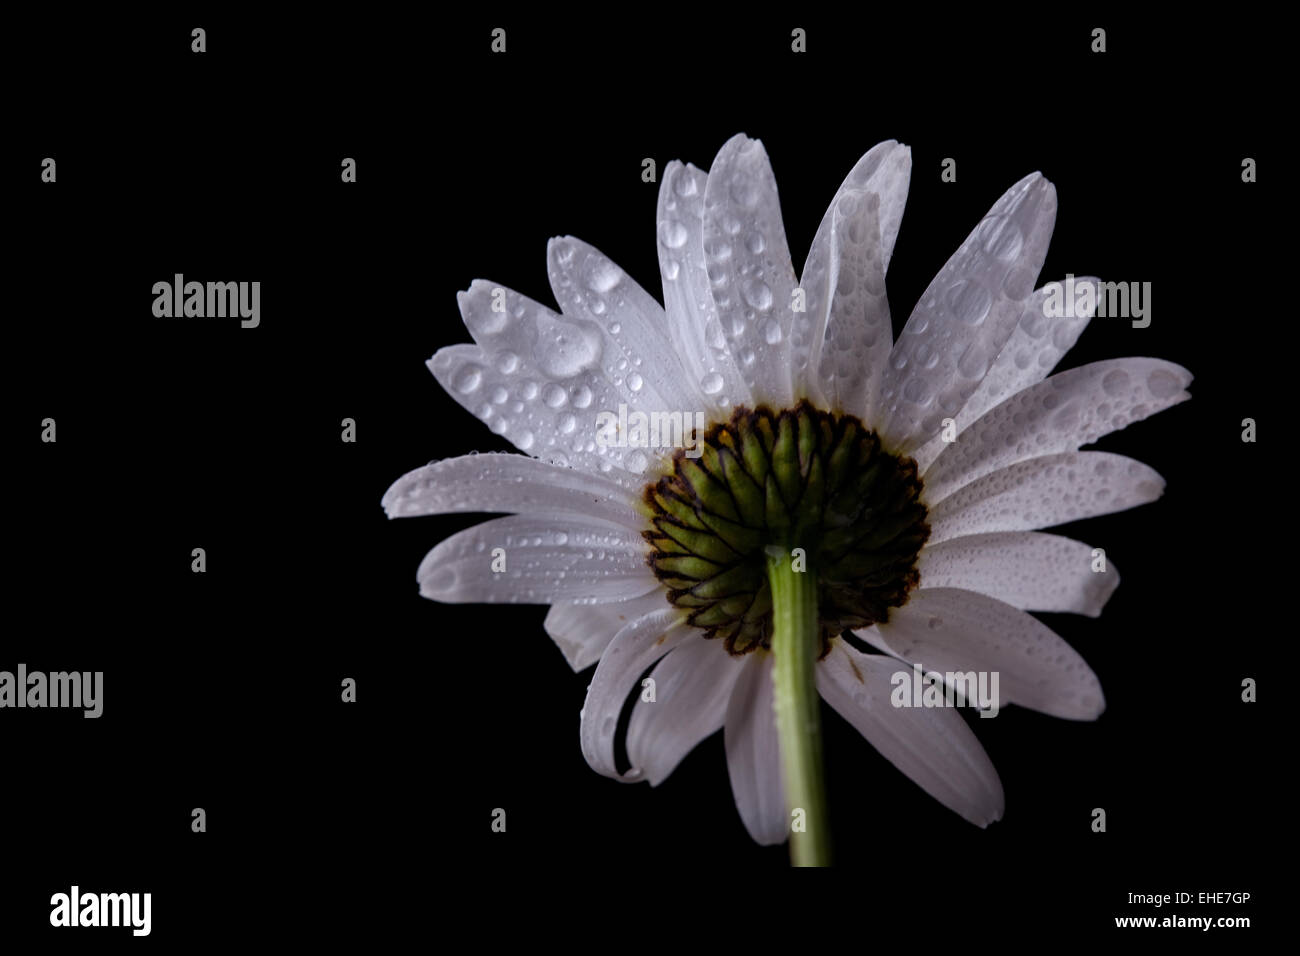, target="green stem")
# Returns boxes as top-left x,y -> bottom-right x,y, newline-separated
765,549 -> 830,866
